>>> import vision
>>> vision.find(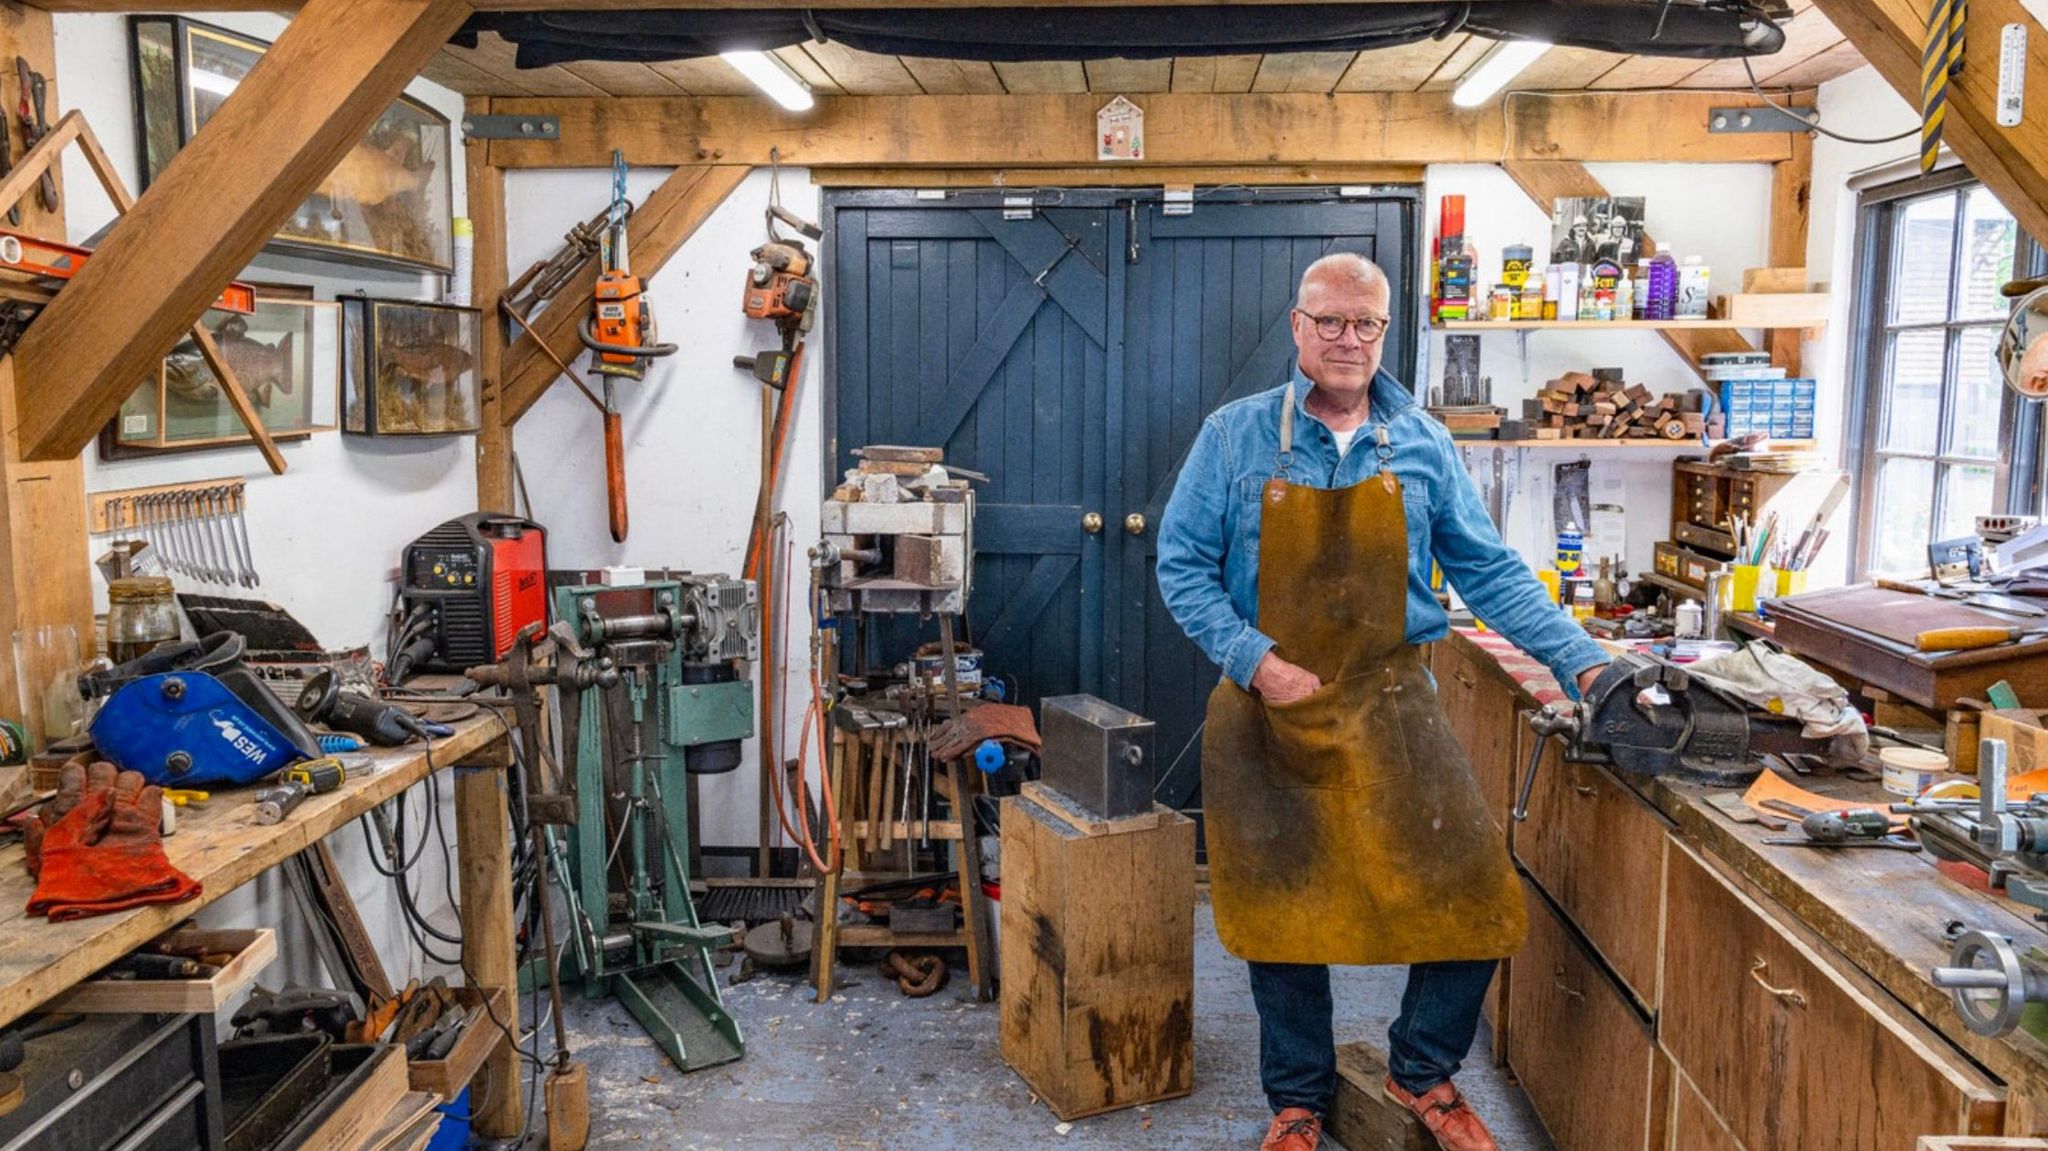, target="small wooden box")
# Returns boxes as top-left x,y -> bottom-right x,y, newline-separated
51,927 -> 277,1013
407,985 -> 508,1099
999,782 -> 1195,1121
